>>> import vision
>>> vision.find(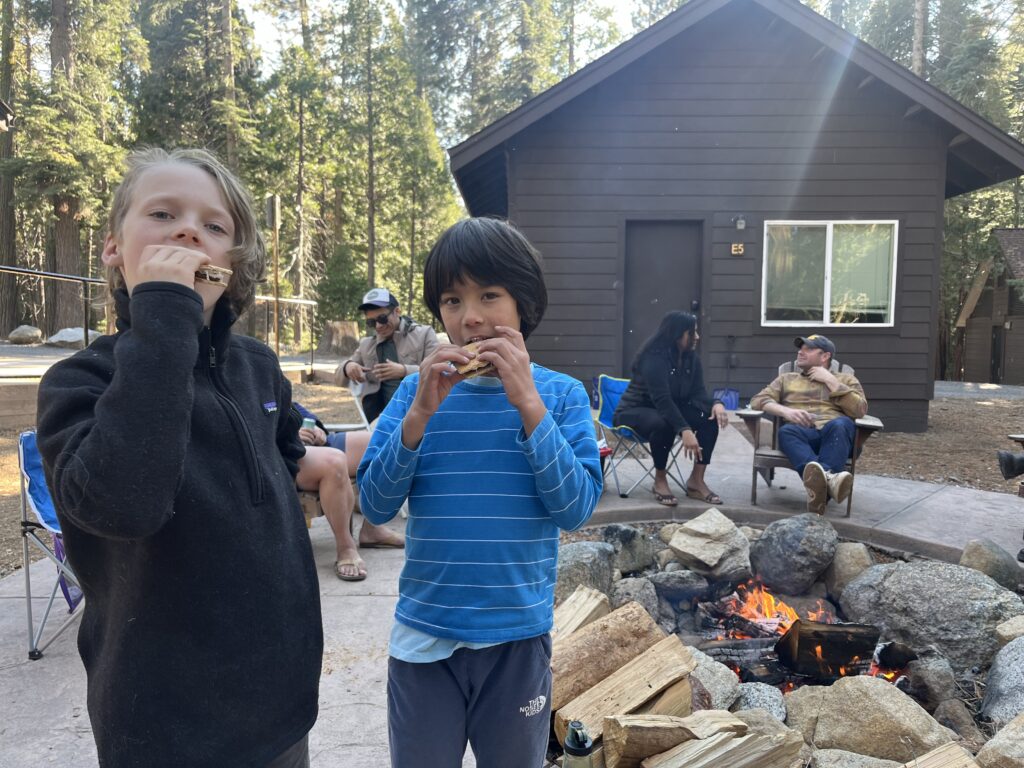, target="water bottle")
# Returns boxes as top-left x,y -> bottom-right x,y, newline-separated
301,417 -> 316,430
563,720 -> 594,768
